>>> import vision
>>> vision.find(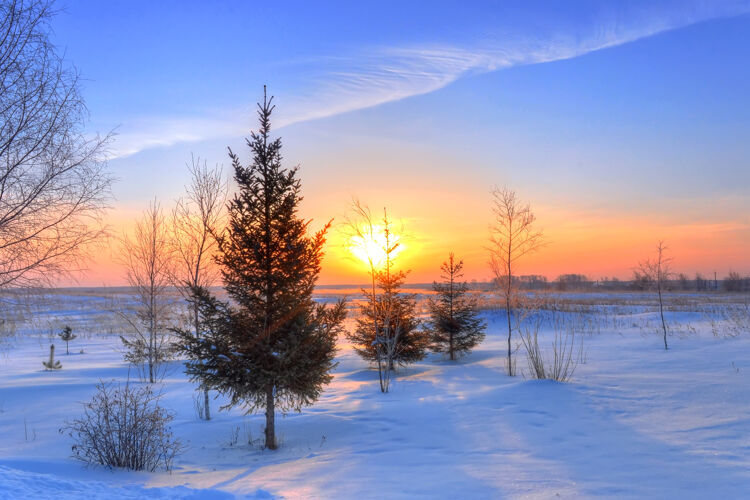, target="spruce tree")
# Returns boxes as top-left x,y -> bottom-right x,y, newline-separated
428,253 -> 486,360
348,266 -> 427,367
346,214 -> 428,378
175,88 -> 346,449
